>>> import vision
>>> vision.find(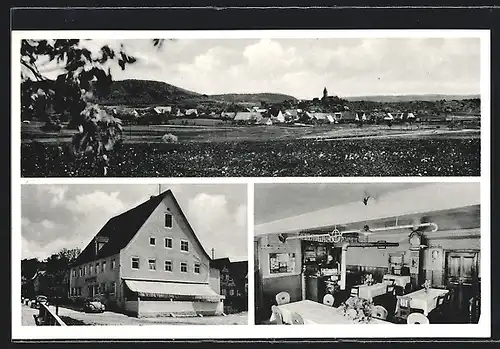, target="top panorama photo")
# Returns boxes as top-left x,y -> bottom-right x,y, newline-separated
19,36 -> 481,177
